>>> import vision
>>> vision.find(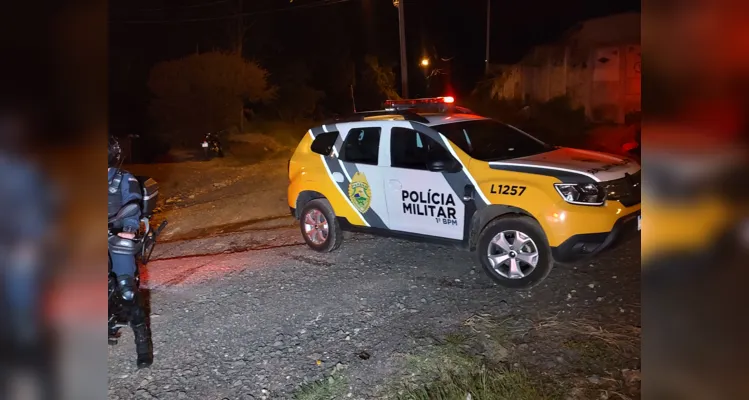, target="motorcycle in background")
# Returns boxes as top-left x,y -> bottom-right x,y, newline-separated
201,131 -> 224,160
